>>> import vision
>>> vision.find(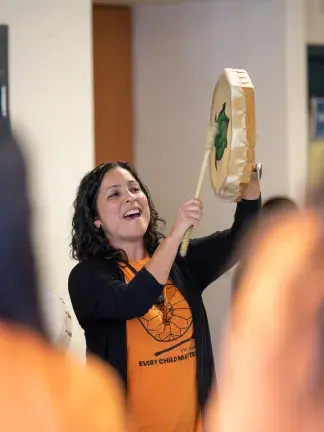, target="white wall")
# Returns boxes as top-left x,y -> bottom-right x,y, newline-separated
286,0 -> 308,201
133,0 -> 307,366
1,0 -> 93,358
